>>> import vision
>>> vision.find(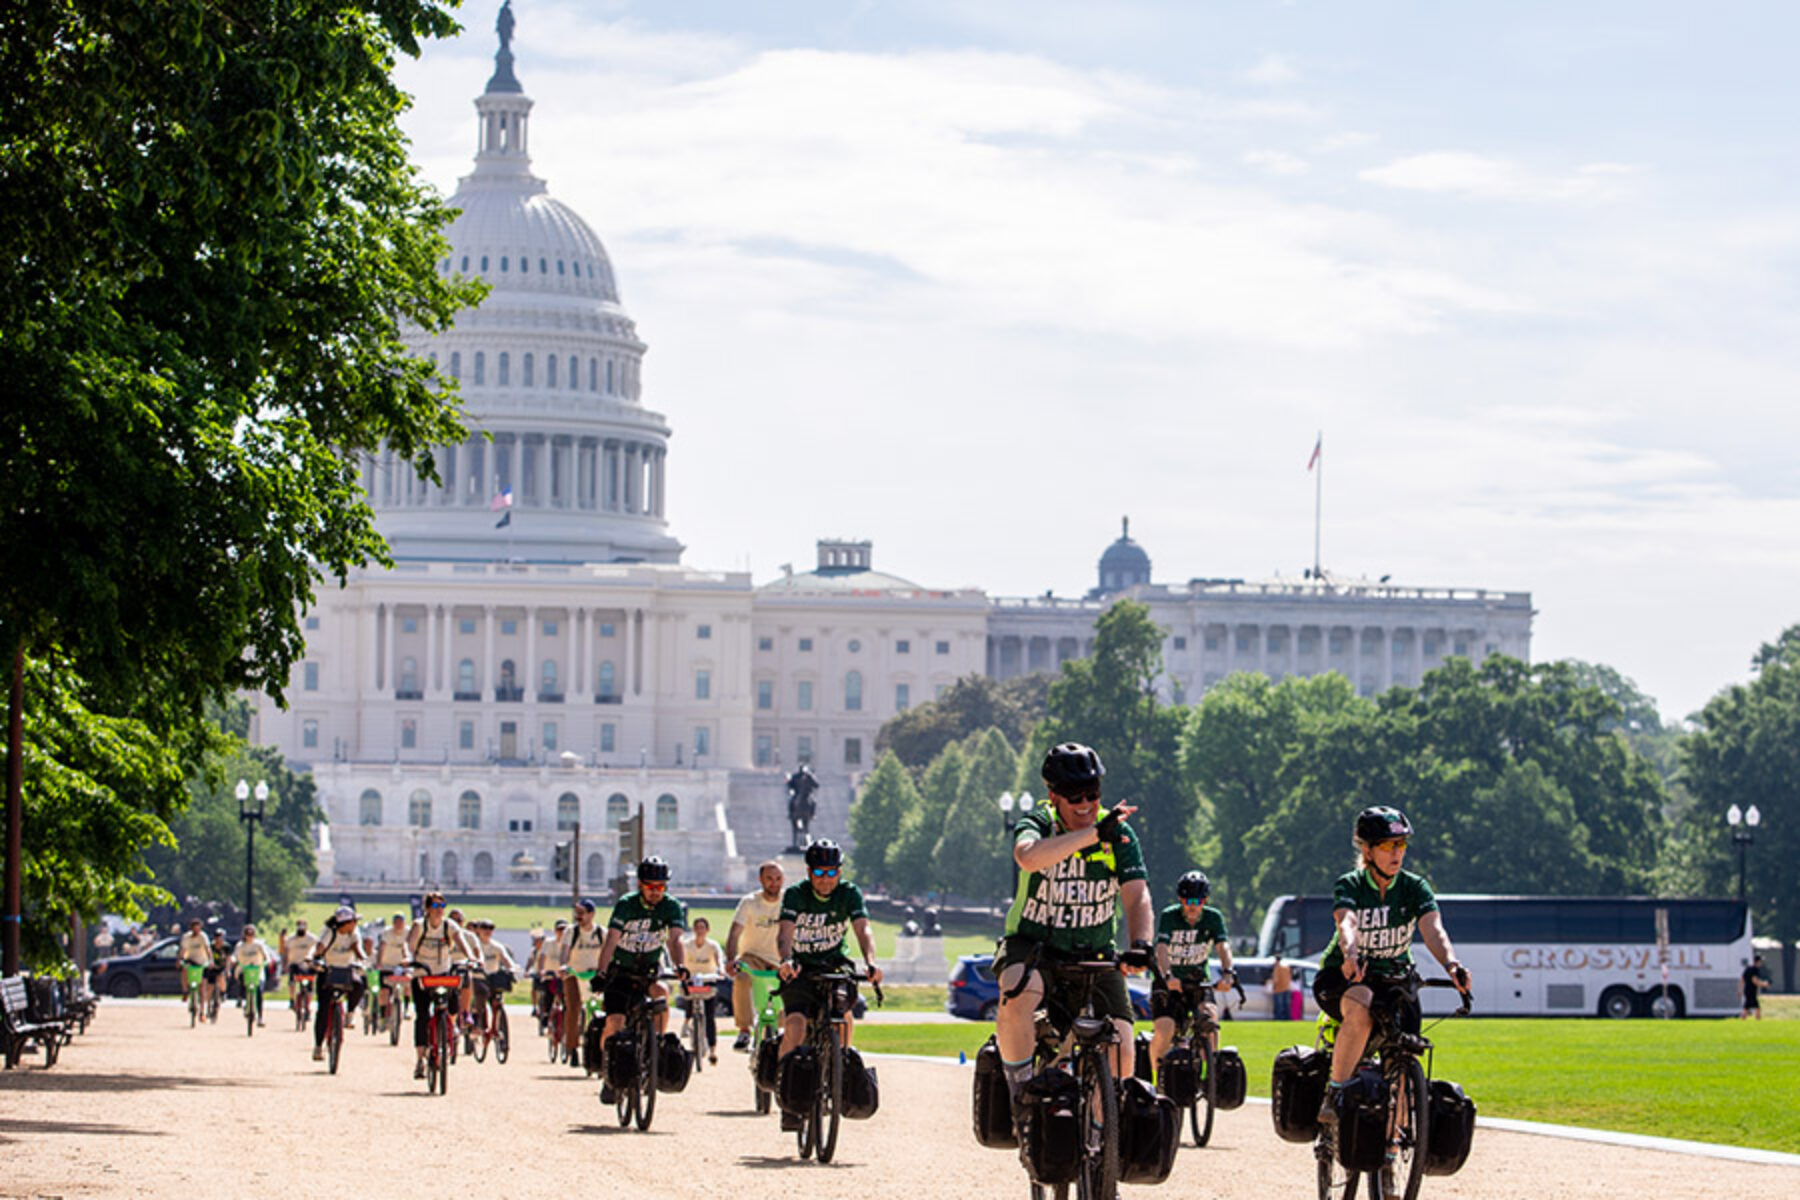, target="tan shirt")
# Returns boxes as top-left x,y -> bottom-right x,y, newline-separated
316,925 -> 368,969
683,935 -> 723,976
374,927 -> 409,968
730,892 -> 783,964
410,917 -> 474,973
564,923 -> 605,973
179,931 -> 211,966
283,932 -> 319,965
